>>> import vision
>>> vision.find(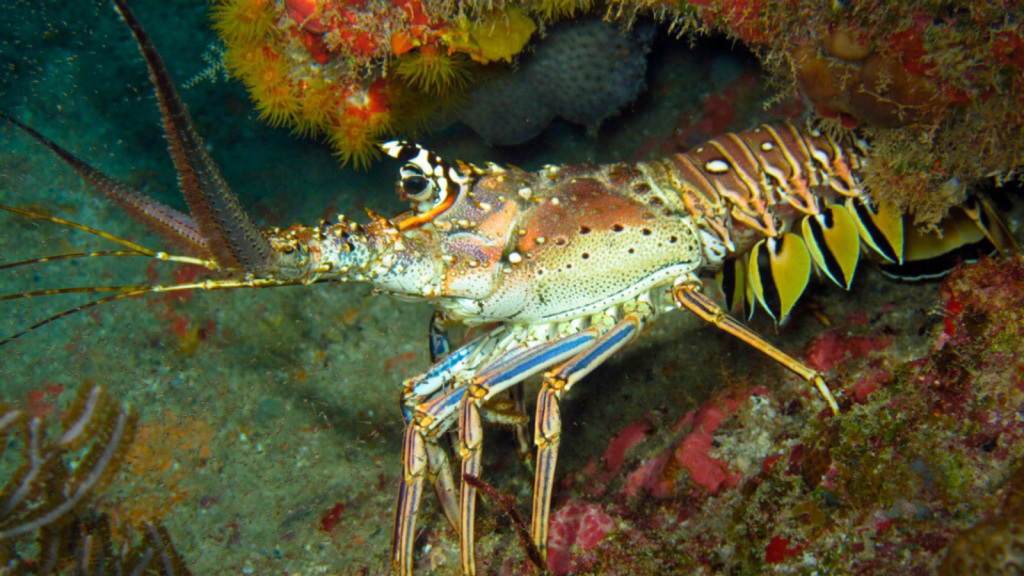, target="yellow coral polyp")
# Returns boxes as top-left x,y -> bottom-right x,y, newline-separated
327,118 -> 387,170
235,48 -> 301,128
253,82 -> 300,128
244,51 -> 289,91
223,43 -> 270,81
293,78 -> 339,137
395,45 -> 471,95
211,0 -> 274,46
